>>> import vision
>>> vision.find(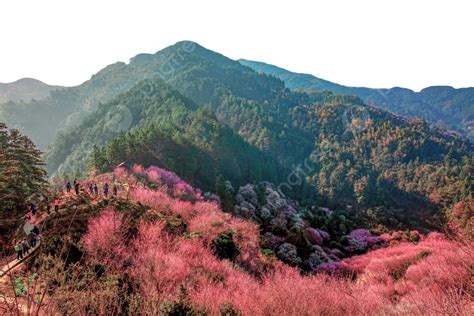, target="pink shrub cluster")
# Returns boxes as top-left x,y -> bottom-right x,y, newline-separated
82,207 -> 129,267
129,222 -> 259,307
129,185 -> 264,274
341,233 -> 472,314
128,165 -> 202,201
380,229 -> 423,245
80,166 -> 472,315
